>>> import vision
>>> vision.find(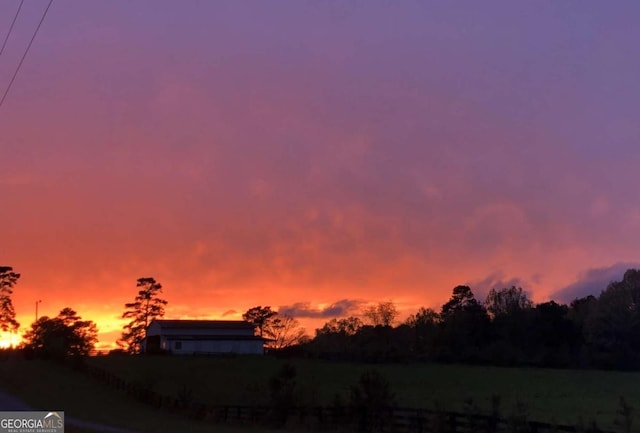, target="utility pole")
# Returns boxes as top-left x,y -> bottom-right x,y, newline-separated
35,299 -> 41,322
